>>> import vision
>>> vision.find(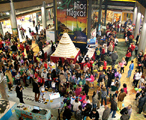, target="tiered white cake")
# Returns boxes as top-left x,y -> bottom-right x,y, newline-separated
52,33 -> 79,58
